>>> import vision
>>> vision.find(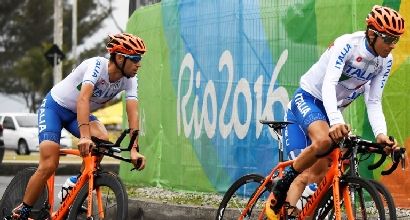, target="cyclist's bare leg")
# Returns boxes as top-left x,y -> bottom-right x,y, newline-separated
286,157 -> 330,207
90,120 -> 109,141
309,156 -> 331,183
286,170 -> 309,207
23,141 -> 60,205
292,120 -> 332,173
286,170 -> 309,215
80,120 -> 109,170
270,120 -> 332,211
